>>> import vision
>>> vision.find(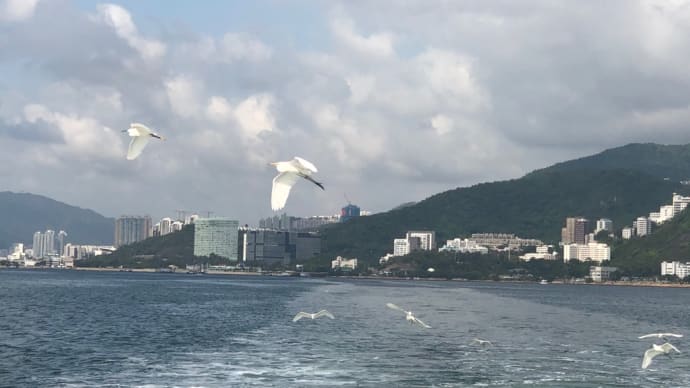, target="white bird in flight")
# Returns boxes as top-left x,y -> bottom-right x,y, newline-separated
639,333 -> 683,340
292,310 -> 335,322
641,342 -> 680,369
386,303 -> 431,328
269,157 -> 324,211
123,123 -> 165,160
471,338 -> 493,346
